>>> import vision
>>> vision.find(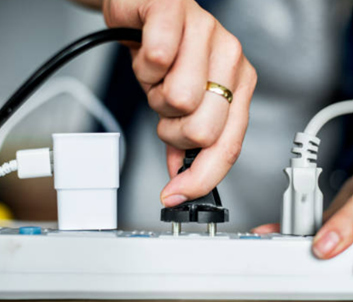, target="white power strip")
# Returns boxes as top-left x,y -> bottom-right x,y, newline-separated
1,227 -> 353,300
